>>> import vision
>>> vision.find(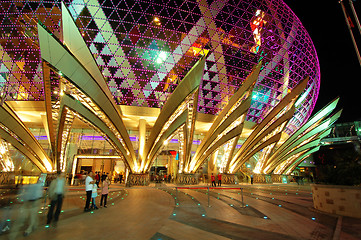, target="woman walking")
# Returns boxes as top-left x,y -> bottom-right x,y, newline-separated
100,176 -> 110,208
